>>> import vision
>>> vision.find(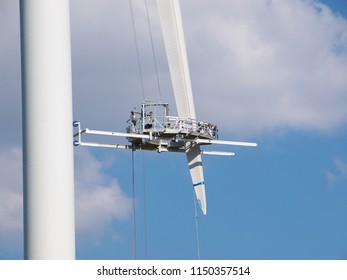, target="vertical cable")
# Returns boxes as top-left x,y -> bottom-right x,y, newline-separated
193,191 -> 201,260
141,151 -> 148,259
131,149 -> 137,259
144,0 -> 163,102
129,0 -> 146,100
